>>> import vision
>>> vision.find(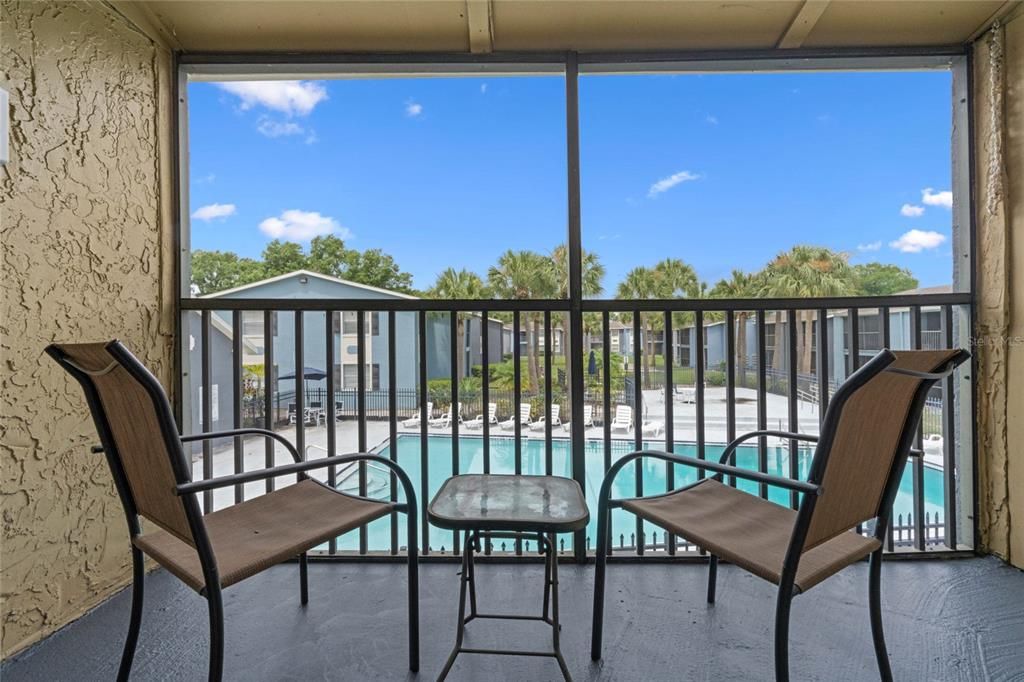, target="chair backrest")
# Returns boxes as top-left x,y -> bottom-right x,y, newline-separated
582,404 -> 593,420
550,404 -> 560,421
426,402 -> 433,417
615,405 -> 632,423
46,341 -> 196,545
488,403 -> 497,418
520,404 -> 532,421
801,348 -> 966,550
